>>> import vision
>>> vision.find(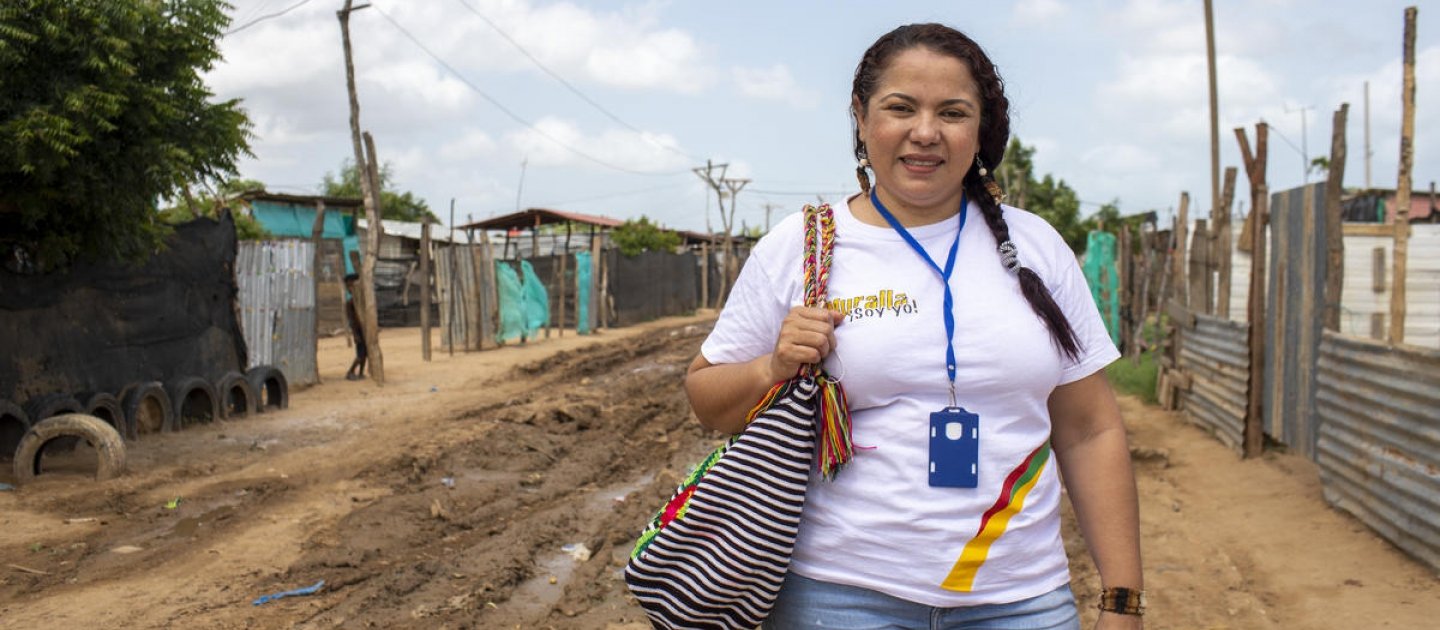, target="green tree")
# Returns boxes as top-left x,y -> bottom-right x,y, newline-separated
159,177 -> 269,241
321,160 -> 438,223
994,137 -> 1093,253
0,0 -> 251,270
612,216 -> 681,256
